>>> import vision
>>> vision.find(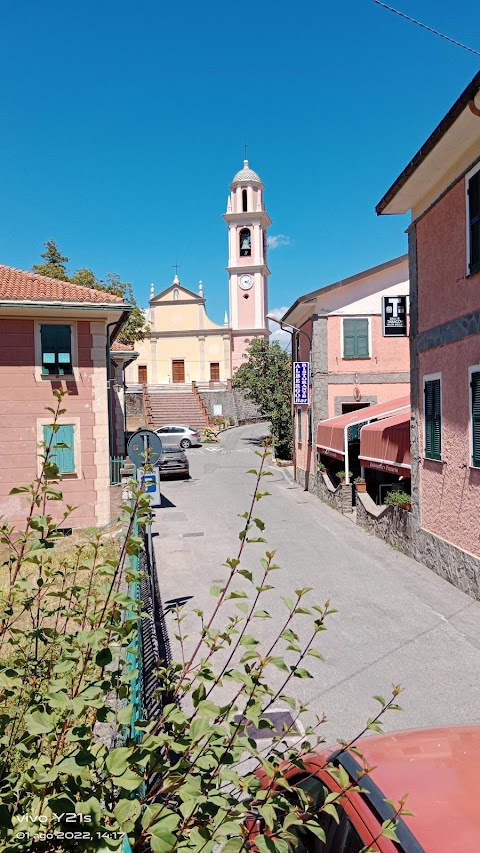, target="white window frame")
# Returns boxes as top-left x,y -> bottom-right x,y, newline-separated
465,162 -> 480,276
341,316 -> 372,360
422,372 -> 442,461
36,416 -> 81,478
468,364 -> 480,468
35,320 -> 79,382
